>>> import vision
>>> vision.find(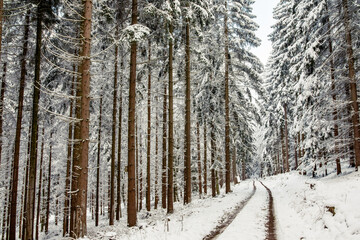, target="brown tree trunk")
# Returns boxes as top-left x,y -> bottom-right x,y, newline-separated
184,16 -> 192,205
203,124 -> 207,194
196,122 -> 202,197
25,4 -> 44,238
154,99 -> 159,209
0,62 -> 6,168
136,120 -> 139,211
242,160 -> 246,180
297,132 -> 301,161
162,84 -> 167,209
45,132 -> 53,234
116,57 -> 123,220
63,63 -> 76,235
232,147 -> 238,184
95,97 -> 102,226
224,0 -> 231,194
167,23 -> 174,213
110,40 -> 119,226
9,13 -> 30,240
283,104 -> 290,172
280,128 -> 286,173
146,39 -> 151,212
139,134 -> 143,211
294,137 -> 298,170
127,0 -> 138,226
342,0 -> 360,170
211,127 -> 216,197
35,128 -> 45,239
70,0 -> 93,237
20,133 -> 31,240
